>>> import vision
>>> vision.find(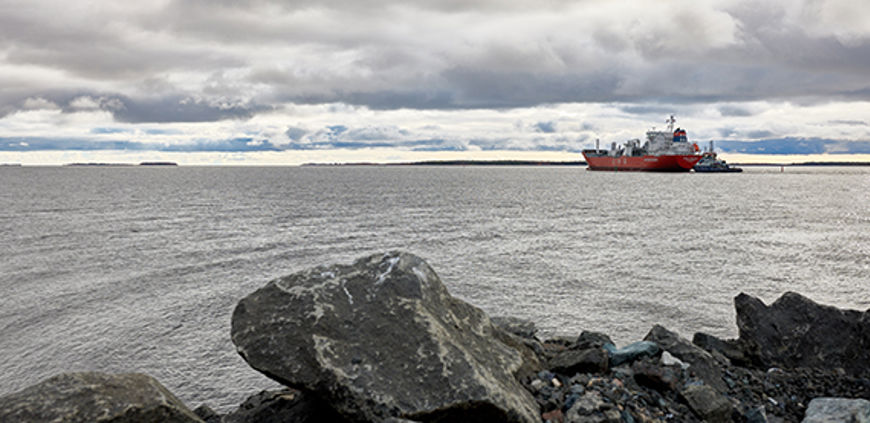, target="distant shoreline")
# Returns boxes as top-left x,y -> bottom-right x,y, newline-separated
4,160 -> 870,167
62,162 -> 178,167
